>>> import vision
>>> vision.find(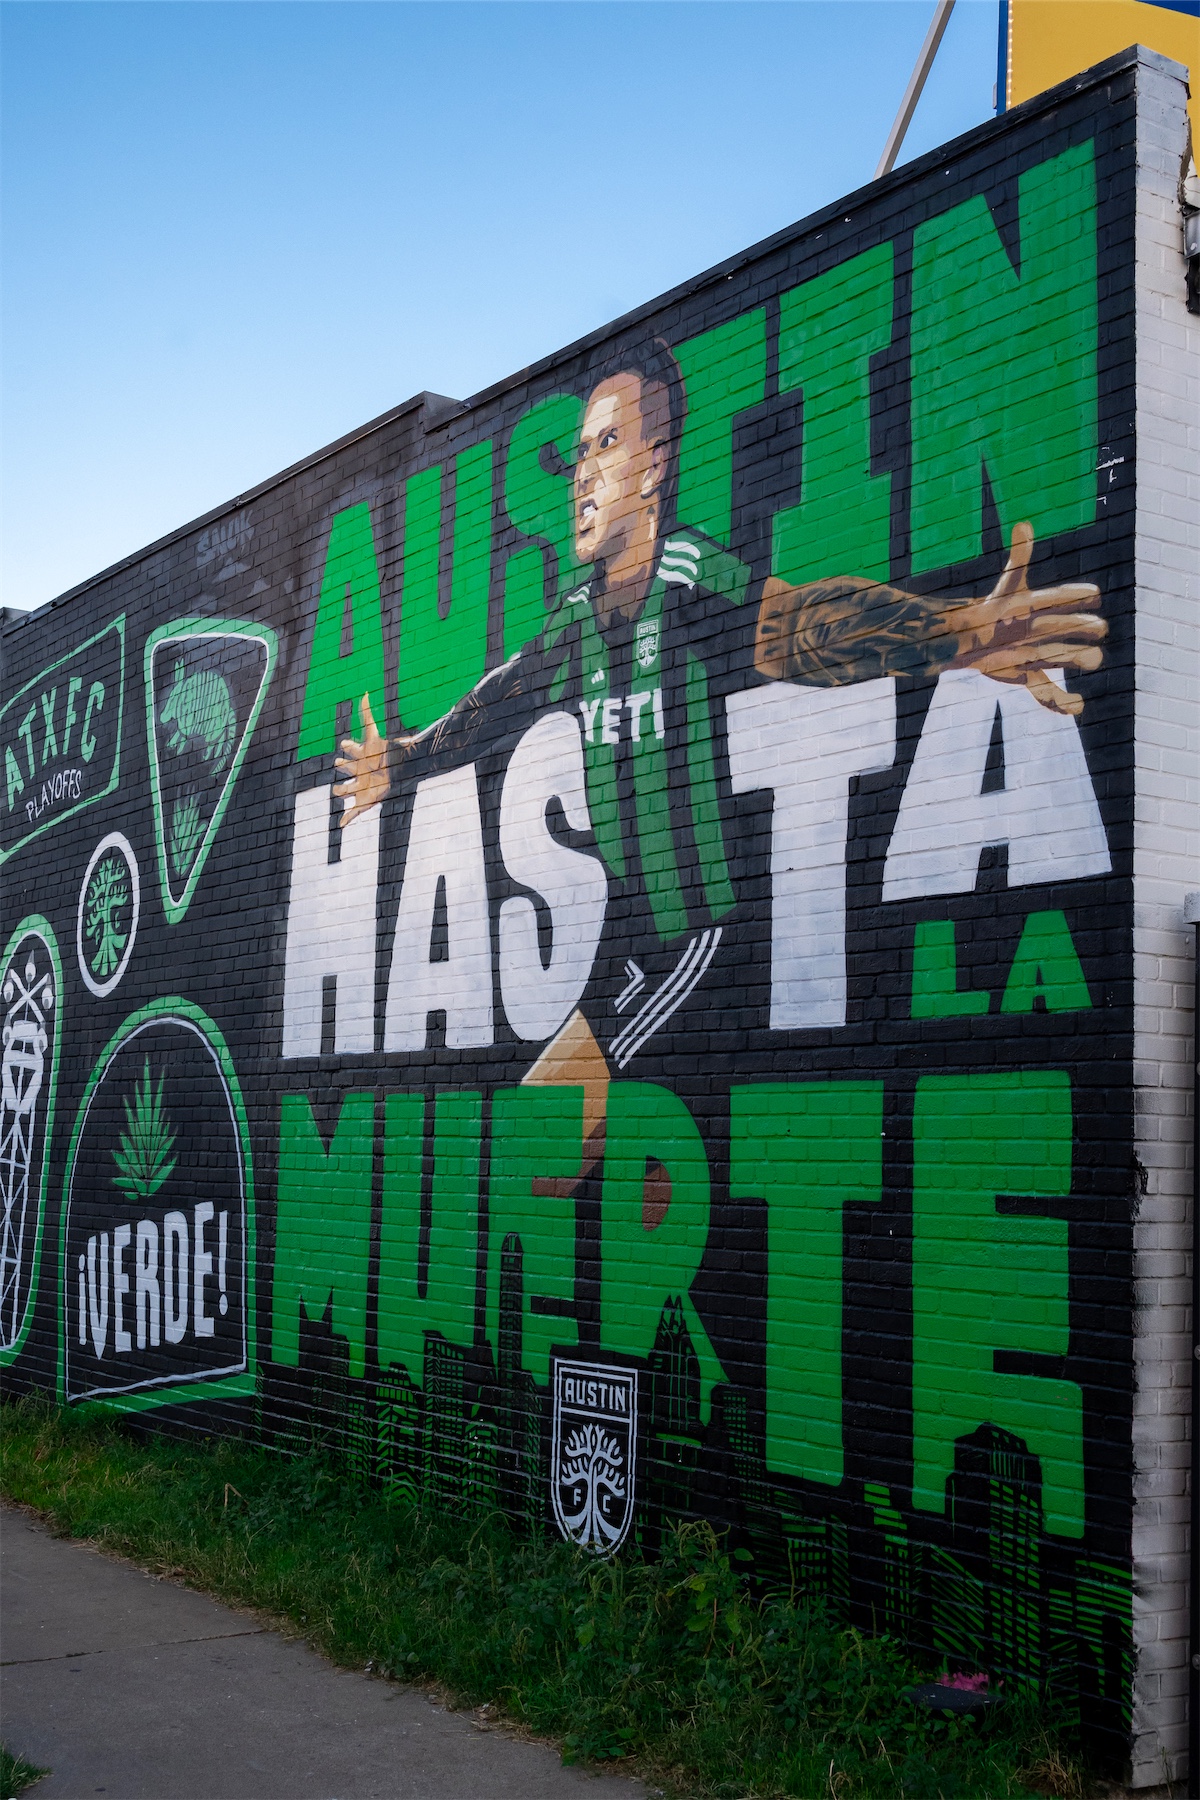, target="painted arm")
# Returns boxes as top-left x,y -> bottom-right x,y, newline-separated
333,647 -> 535,828
755,522 -> 1106,717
